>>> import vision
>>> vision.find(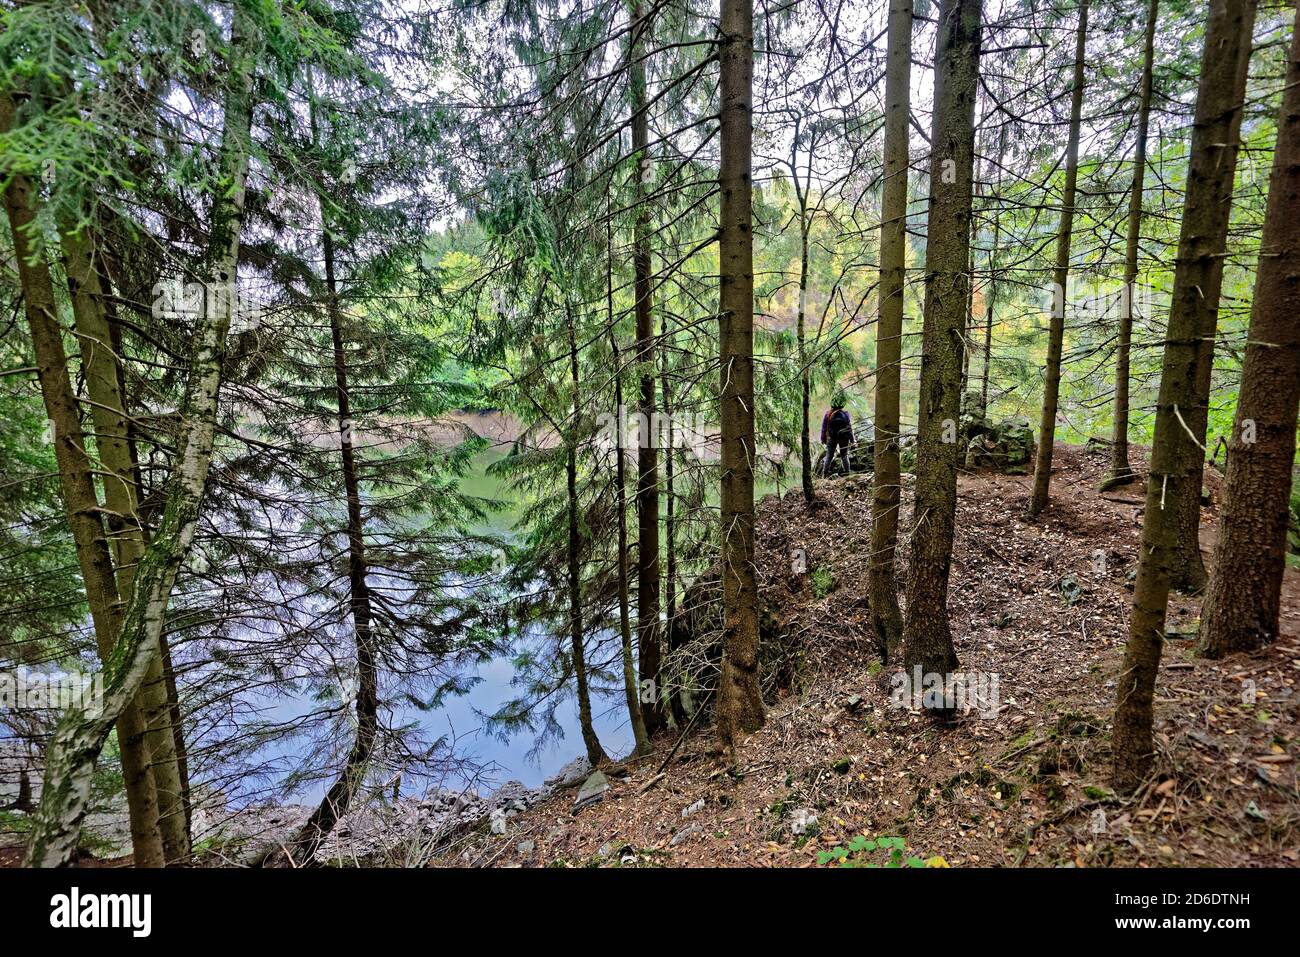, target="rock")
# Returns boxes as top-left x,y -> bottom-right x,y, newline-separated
790,808 -> 819,835
516,839 -> 535,854
959,390 -> 991,444
573,770 -> 609,812
813,428 -> 876,478
545,755 -> 593,790
681,798 -> 705,818
963,418 -> 1036,475
670,823 -> 702,846
490,808 -> 508,835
